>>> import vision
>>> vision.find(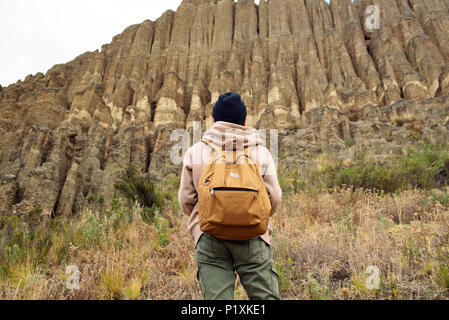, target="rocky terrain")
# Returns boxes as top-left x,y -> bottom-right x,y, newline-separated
1,0 -> 449,218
